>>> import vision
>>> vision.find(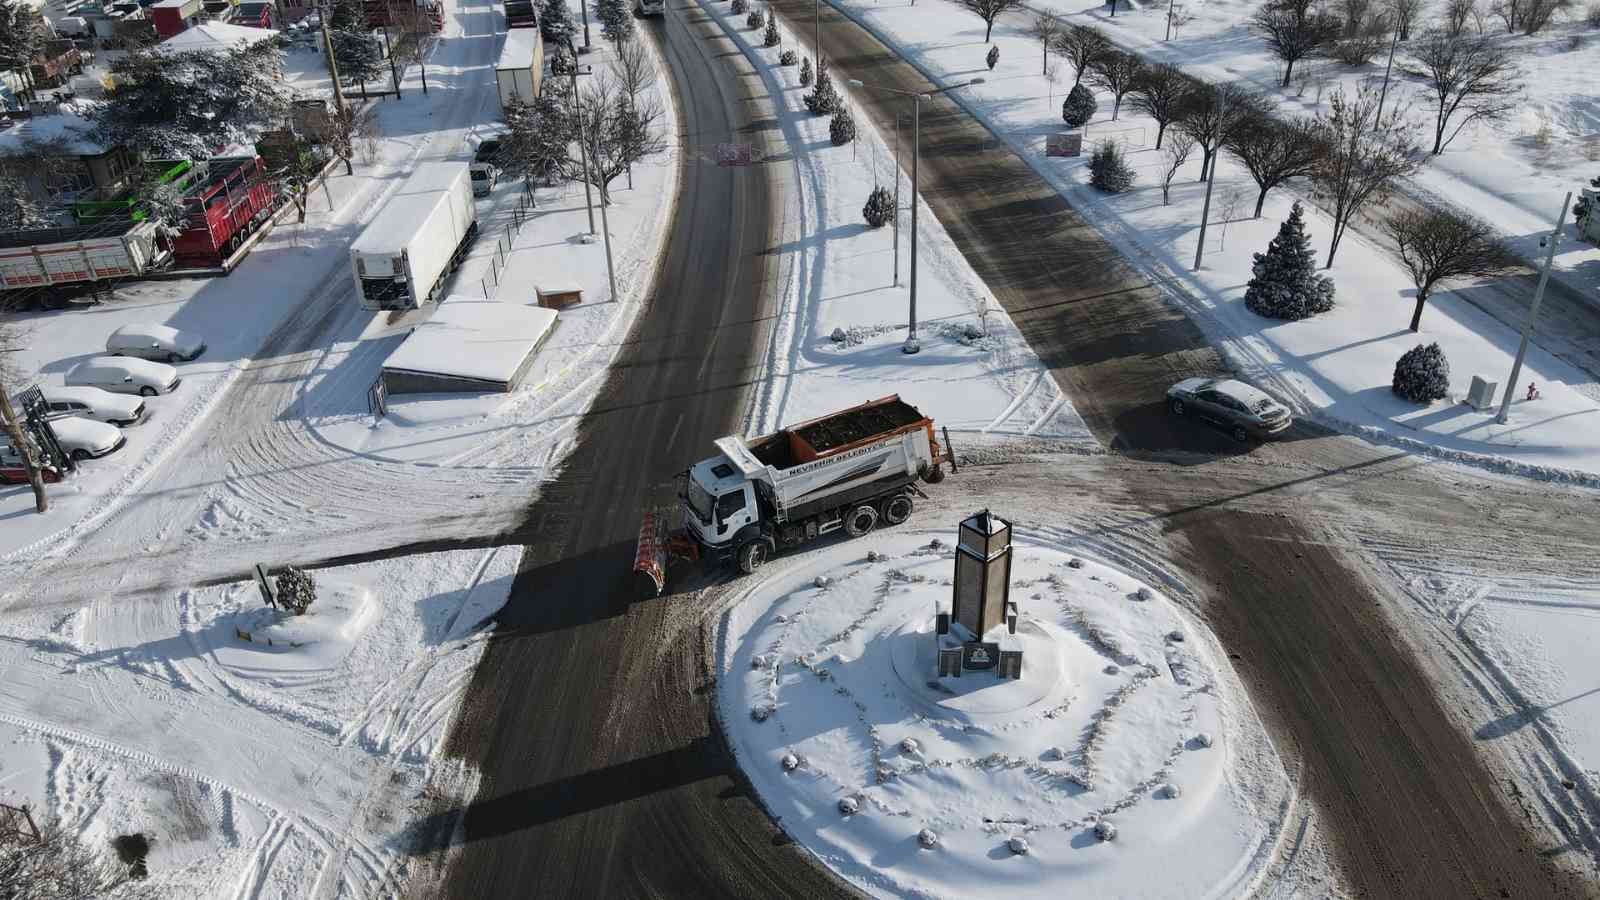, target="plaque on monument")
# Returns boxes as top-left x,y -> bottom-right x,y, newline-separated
962,641 -> 1000,670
